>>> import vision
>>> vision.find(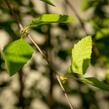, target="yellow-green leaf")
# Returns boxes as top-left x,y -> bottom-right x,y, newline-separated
29,14 -> 74,27
71,36 -> 92,74
80,77 -> 109,91
2,39 -> 34,76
